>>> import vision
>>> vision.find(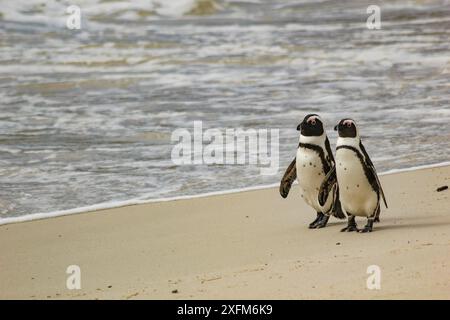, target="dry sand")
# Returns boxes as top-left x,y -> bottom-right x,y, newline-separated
0,165 -> 449,300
